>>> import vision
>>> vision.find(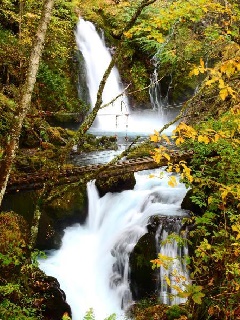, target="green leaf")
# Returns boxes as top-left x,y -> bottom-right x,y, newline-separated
192,291 -> 205,304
